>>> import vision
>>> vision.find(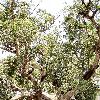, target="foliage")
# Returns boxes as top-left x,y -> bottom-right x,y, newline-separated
63,0 -> 100,99
0,0 -> 100,100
